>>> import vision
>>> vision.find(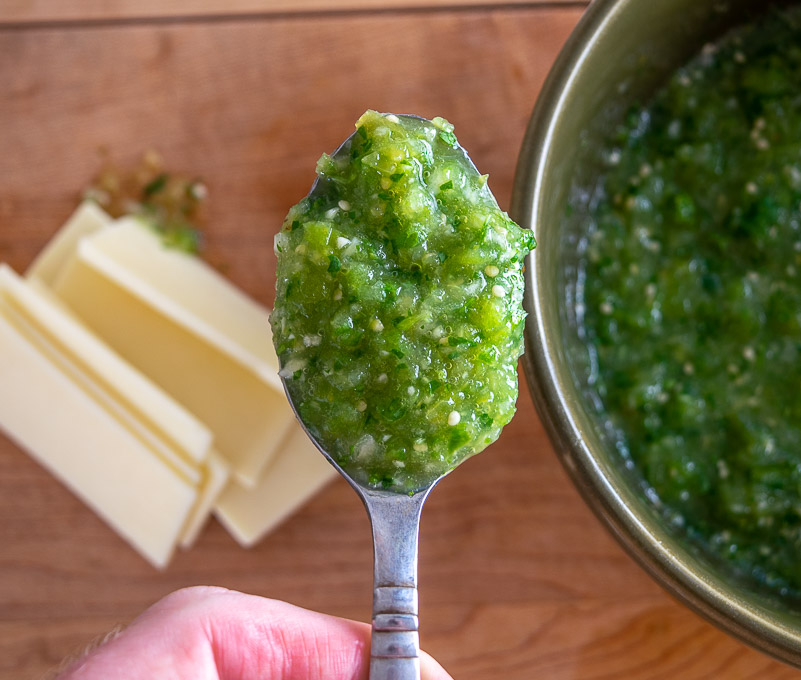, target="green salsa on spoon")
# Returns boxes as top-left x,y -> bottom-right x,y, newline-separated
272,110 -> 534,493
